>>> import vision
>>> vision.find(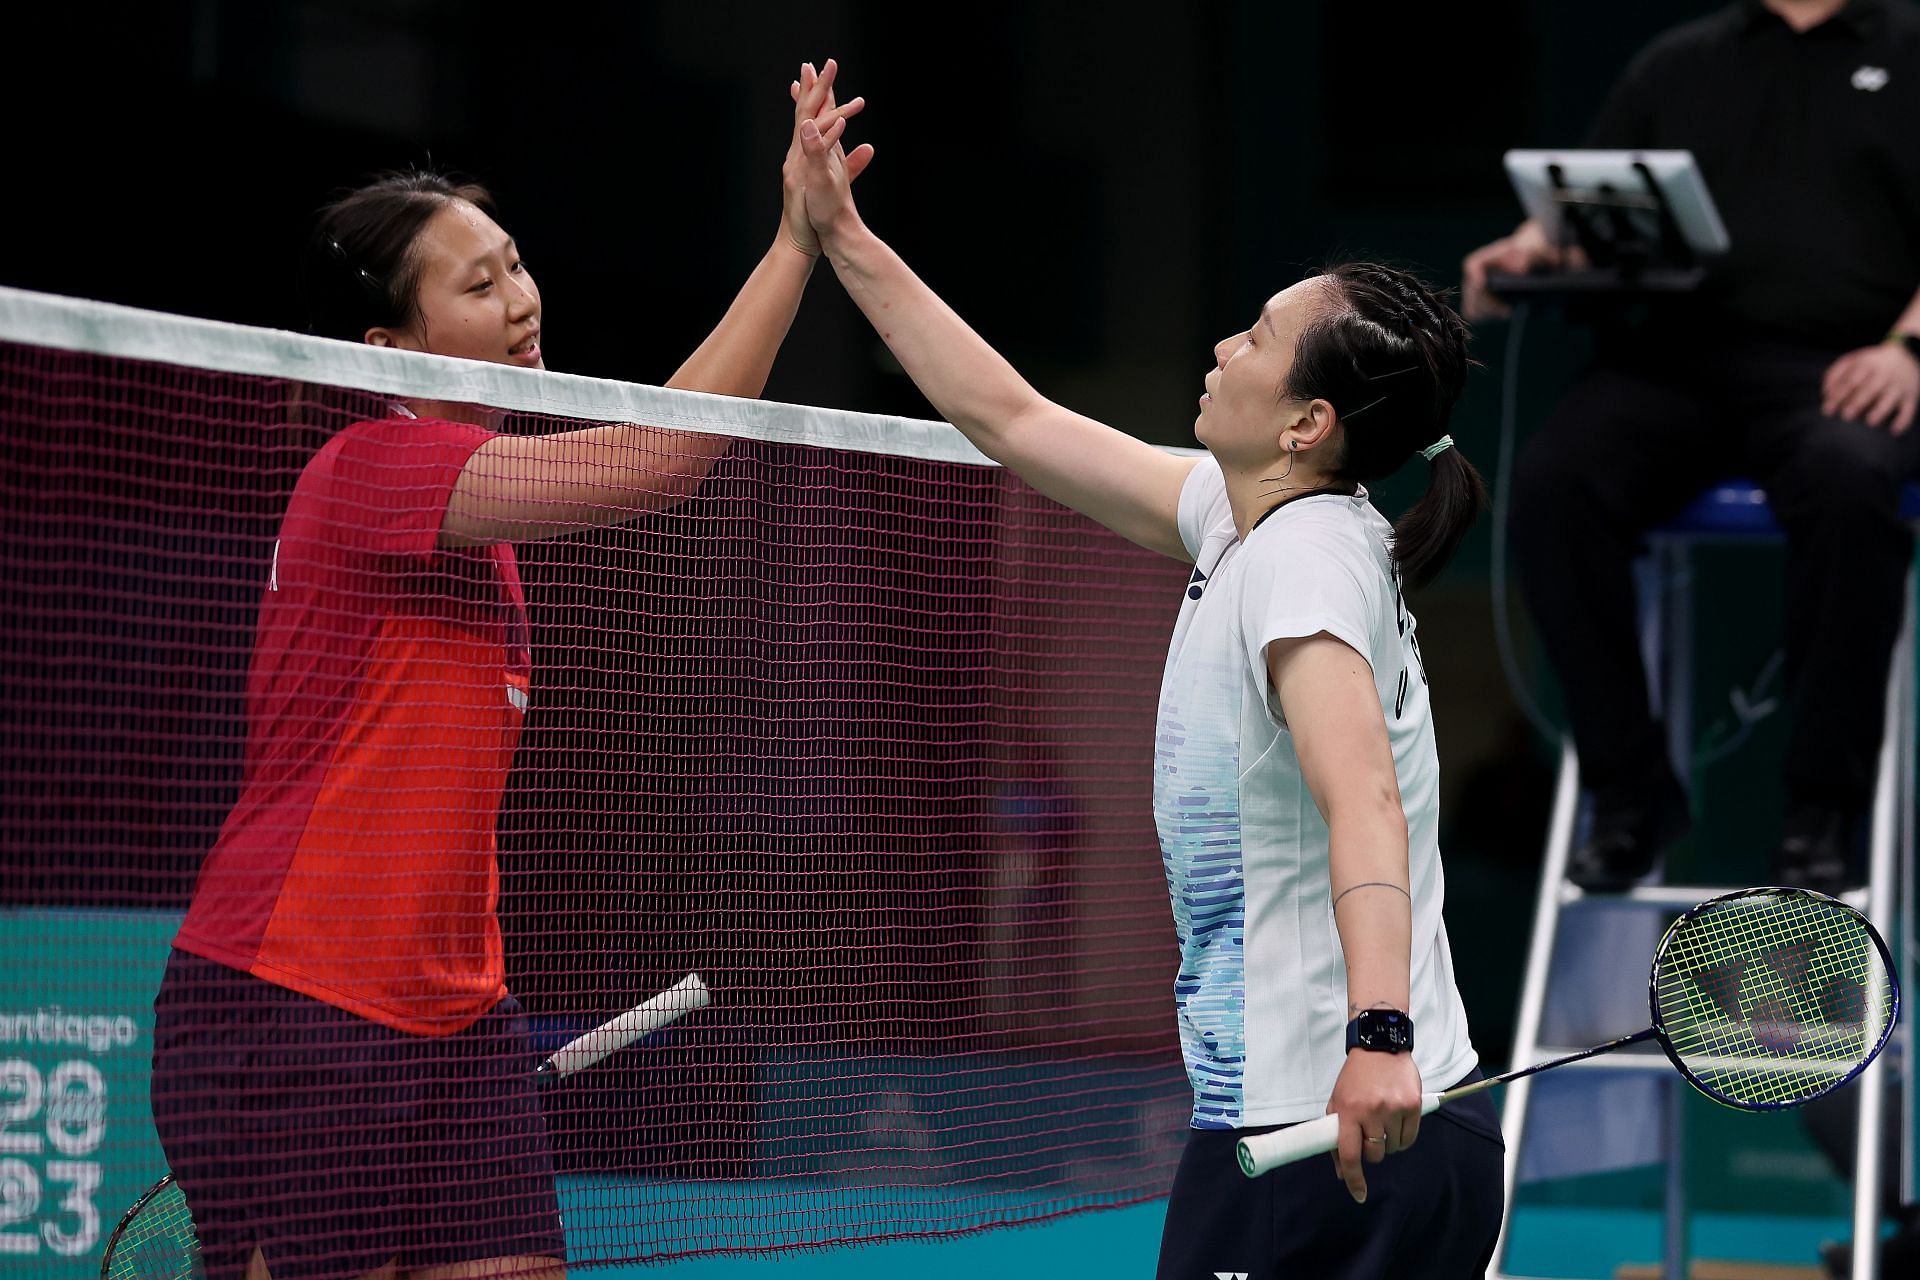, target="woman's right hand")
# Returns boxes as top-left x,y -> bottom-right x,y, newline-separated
1324,1040 -> 1424,1205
